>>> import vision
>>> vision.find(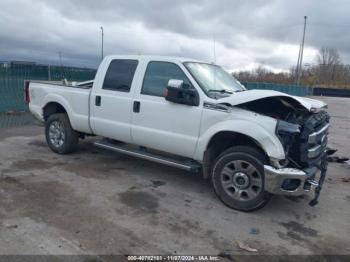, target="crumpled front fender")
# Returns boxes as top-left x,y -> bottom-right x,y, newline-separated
194,119 -> 285,161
